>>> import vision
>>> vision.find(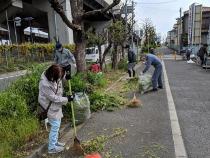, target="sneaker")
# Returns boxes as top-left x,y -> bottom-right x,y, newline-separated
56,142 -> 65,147
158,86 -> 163,89
48,146 -> 64,154
152,88 -> 158,92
